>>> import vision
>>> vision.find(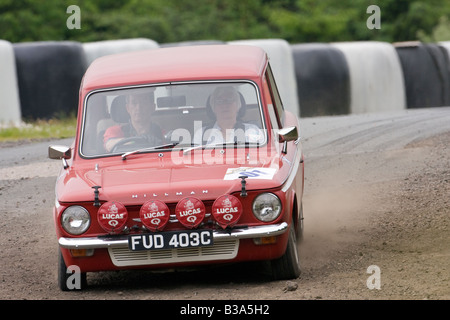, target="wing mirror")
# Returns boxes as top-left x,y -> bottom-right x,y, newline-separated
48,145 -> 71,169
277,126 -> 298,143
277,126 -> 299,154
